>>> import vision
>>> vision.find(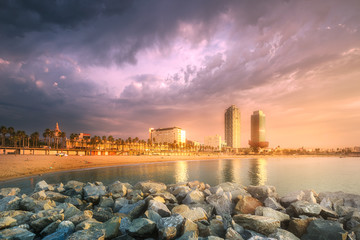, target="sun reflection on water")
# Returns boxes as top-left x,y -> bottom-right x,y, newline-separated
175,161 -> 189,183
248,158 -> 267,185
